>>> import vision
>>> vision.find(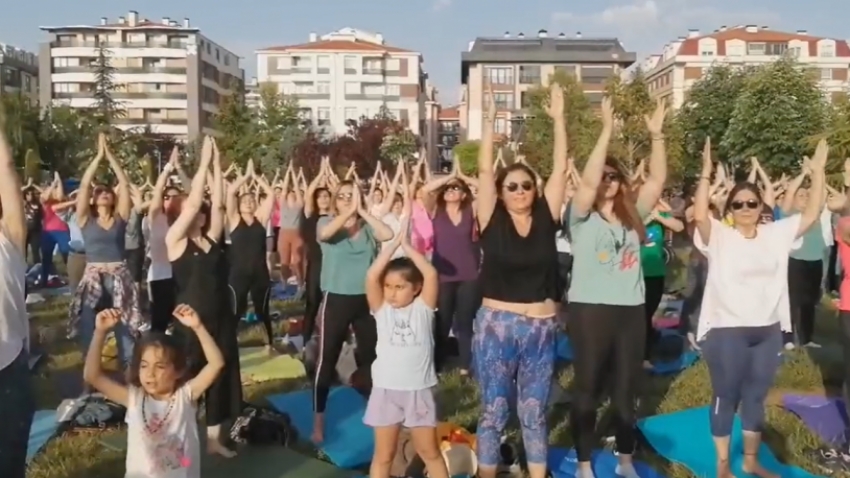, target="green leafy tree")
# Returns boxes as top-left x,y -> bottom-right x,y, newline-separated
722,58 -> 828,175
815,93 -> 850,163
379,128 -> 418,164
520,69 -> 601,176
213,82 -> 257,168
605,69 -> 654,169
255,82 -> 302,174
0,93 -> 41,169
92,44 -> 124,125
663,111 -> 688,185
38,106 -> 98,177
452,140 -> 480,175
24,149 -> 41,181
